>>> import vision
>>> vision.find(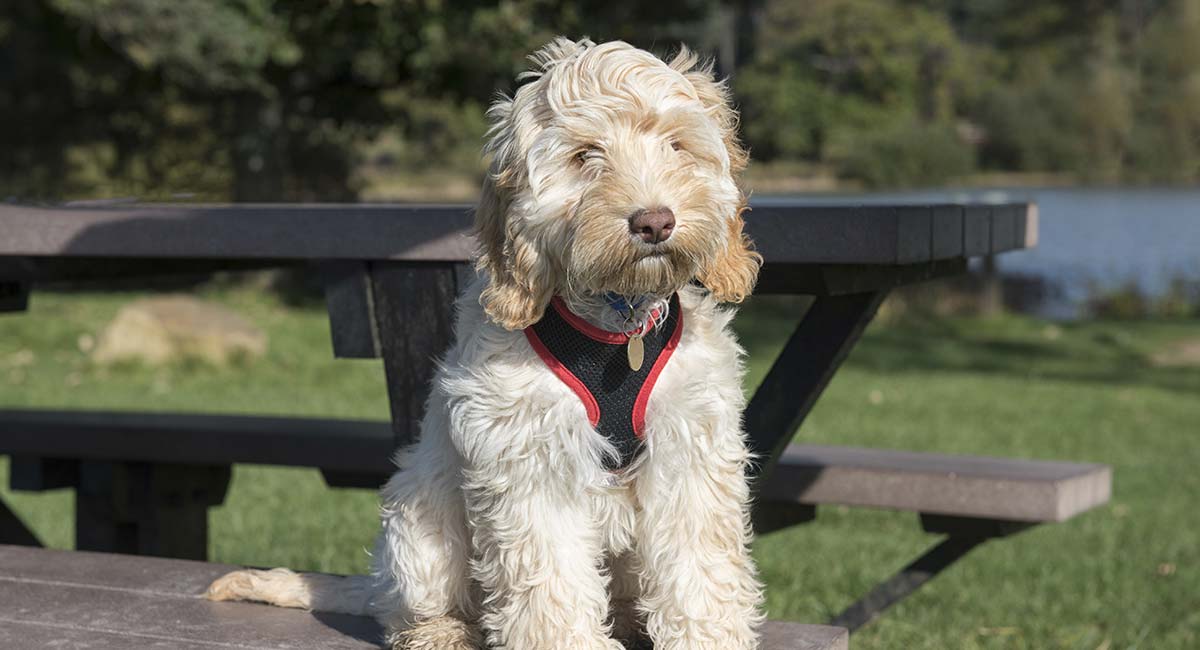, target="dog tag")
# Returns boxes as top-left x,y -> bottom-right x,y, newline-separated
627,333 -> 644,371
